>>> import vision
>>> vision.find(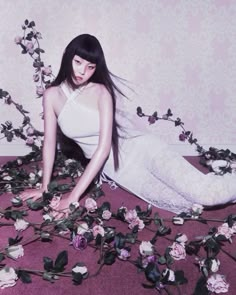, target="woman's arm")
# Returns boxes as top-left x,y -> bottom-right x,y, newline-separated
41,87 -> 58,190
70,86 -> 113,200
21,87 -> 58,200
